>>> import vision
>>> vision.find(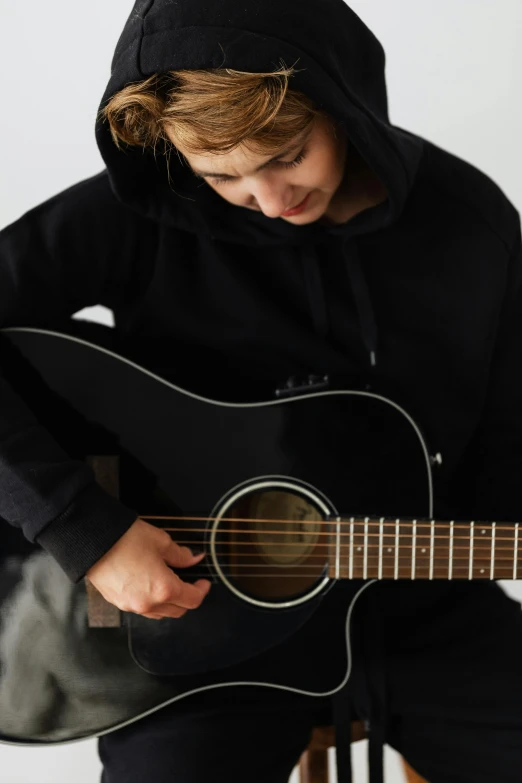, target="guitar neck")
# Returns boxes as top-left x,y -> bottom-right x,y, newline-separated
328,518 -> 521,581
